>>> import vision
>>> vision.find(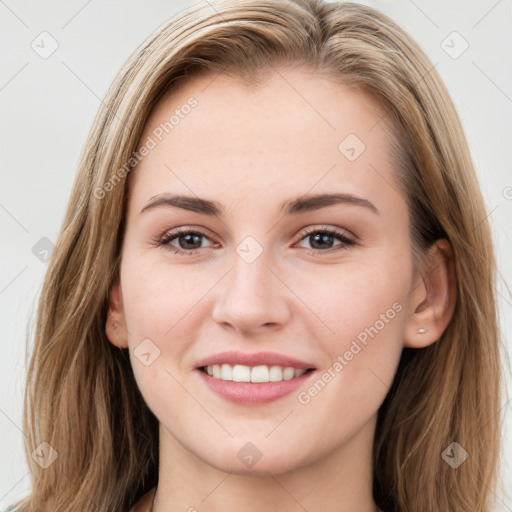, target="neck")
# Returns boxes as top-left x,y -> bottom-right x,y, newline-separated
153,415 -> 379,512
